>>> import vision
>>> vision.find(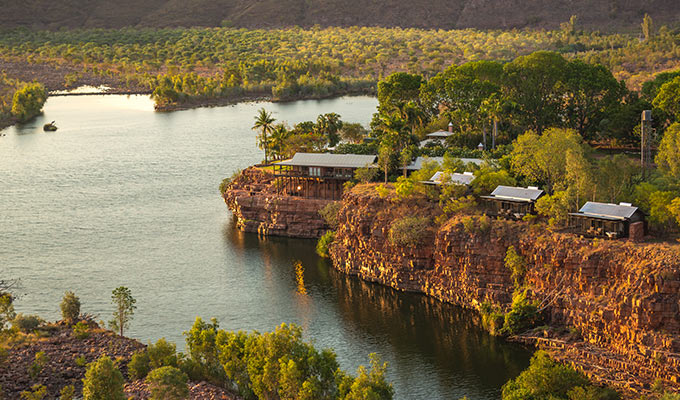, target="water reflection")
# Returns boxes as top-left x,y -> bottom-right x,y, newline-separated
223,224 -> 530,399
